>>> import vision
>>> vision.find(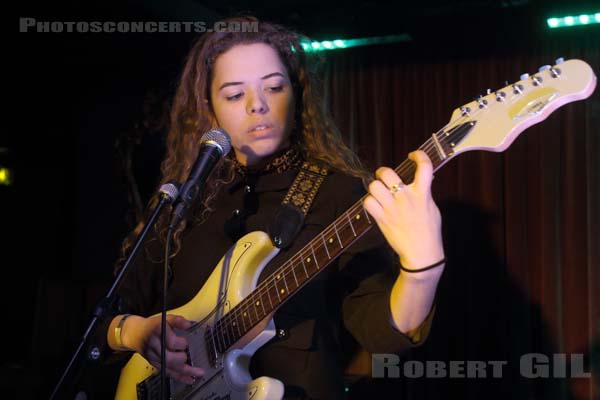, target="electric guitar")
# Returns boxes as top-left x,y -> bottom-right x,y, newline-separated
115,58 -> 597,399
